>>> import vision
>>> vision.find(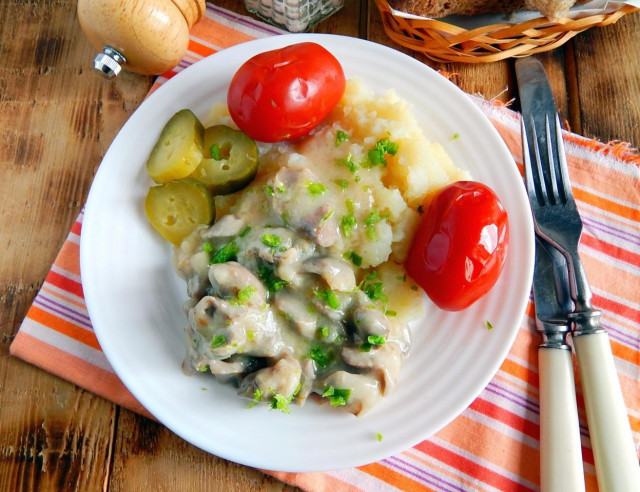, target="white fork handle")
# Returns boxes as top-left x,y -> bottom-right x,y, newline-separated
539,347 -> 585,491
573,332 -> 640,492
